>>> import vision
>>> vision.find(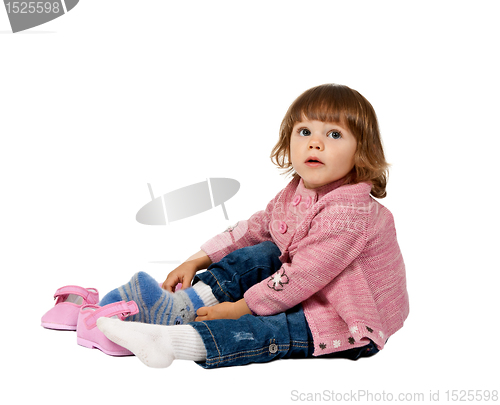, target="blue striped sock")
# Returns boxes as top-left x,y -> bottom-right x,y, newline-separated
100,271 -> 205,325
